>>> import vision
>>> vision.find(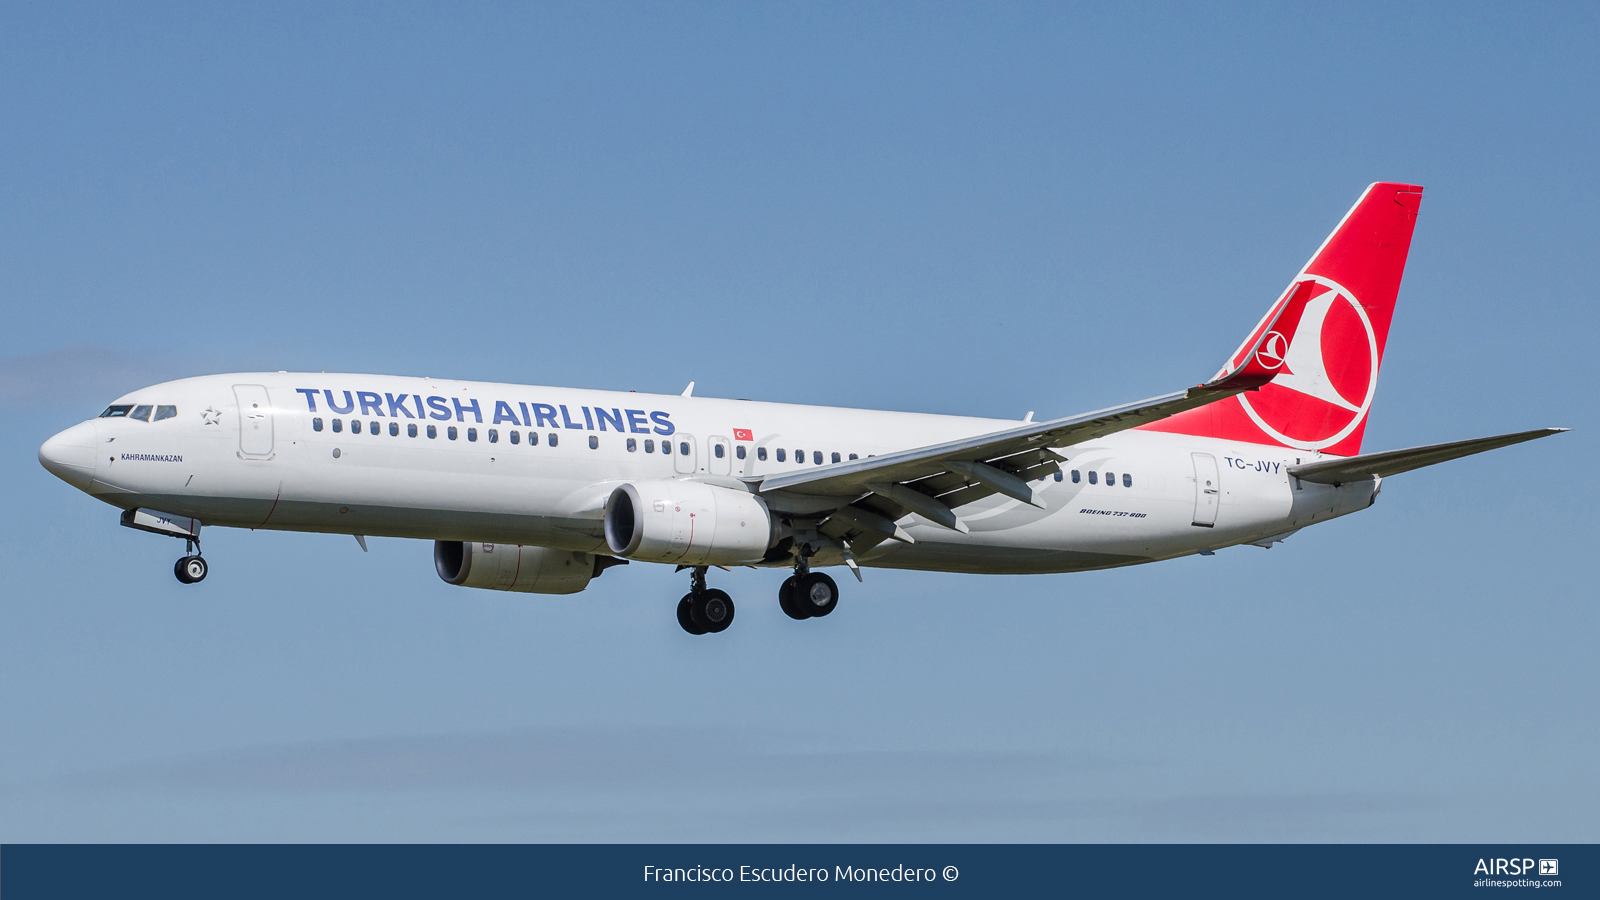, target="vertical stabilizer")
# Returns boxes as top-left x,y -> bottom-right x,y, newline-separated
1141,182 -> 1423,456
